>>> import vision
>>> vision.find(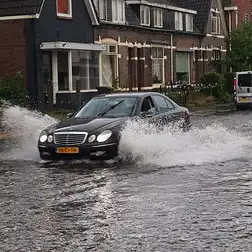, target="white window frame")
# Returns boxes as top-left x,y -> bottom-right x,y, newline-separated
185,14 -> 193,31
93,0 -> 107,20
151,46 -> 165,84
175,12 -> 183,31
140,5 -> 150,26
112,0 -> 125,23
211,13 -> 221,34
153,8 -> 163,28
53,50 -> 99,98
56,0 -> 72,19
